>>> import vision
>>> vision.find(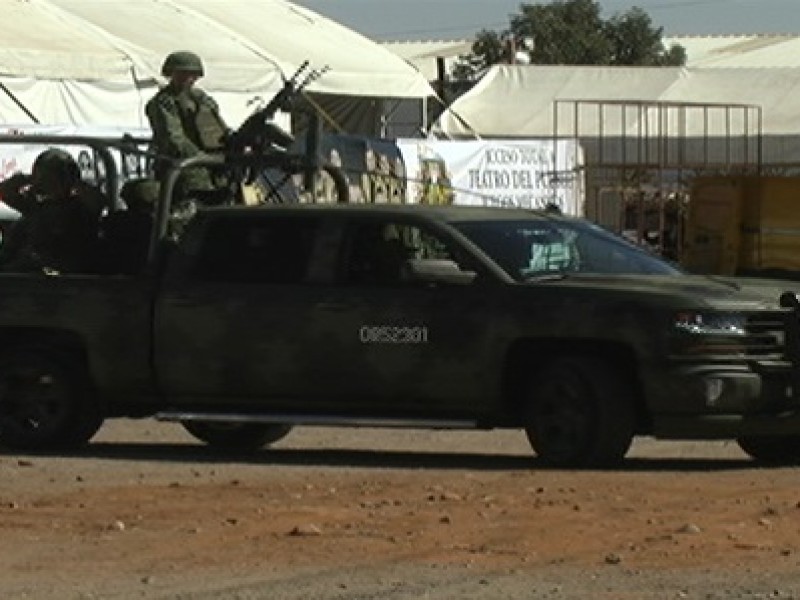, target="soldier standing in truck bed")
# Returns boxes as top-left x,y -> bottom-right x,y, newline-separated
145,51 -> 231,205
